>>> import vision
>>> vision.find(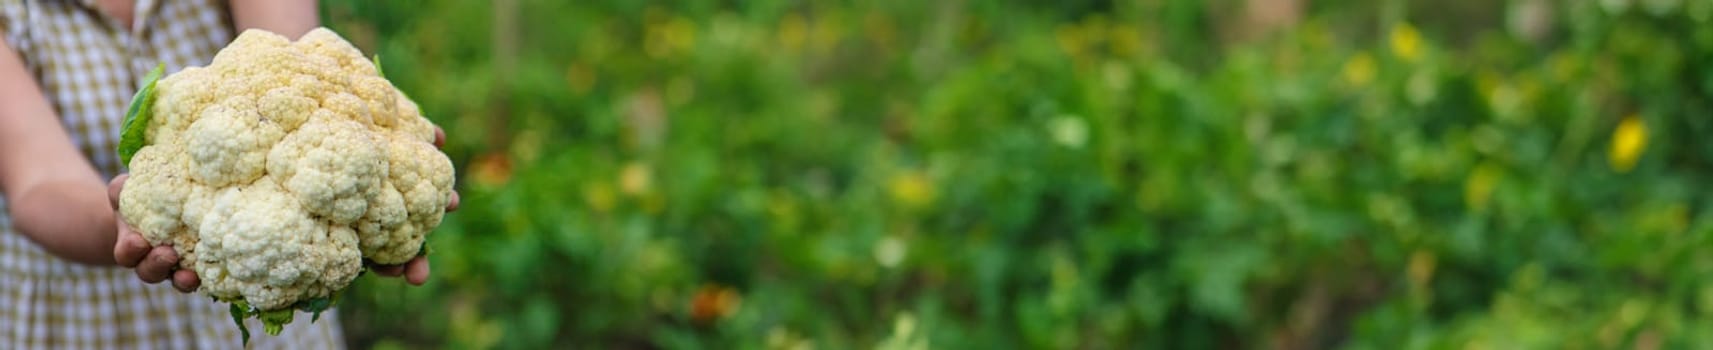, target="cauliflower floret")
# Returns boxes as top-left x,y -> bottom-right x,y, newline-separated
148,67 -> 217,143
344,130 -> 452,264
267,111 -> 387,225
116,27 -> 455,330
355,182 -> 409,262
355,133 -> 453,264
186,96 -> 288,186
118,143 -> 196,257
181,183 -> 216,233
392,95 -> 436,143
194,177 -> 362,310
293,28 -> 378,77
256,87 -> 316,131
